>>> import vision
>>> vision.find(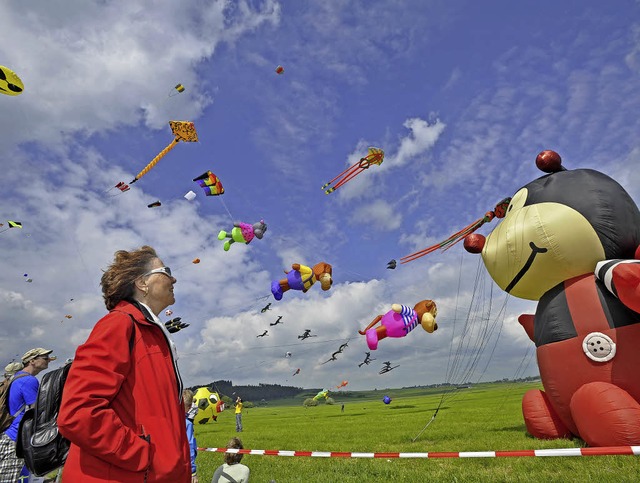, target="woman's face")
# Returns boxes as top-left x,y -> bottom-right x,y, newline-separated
143,257 -> 176,313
